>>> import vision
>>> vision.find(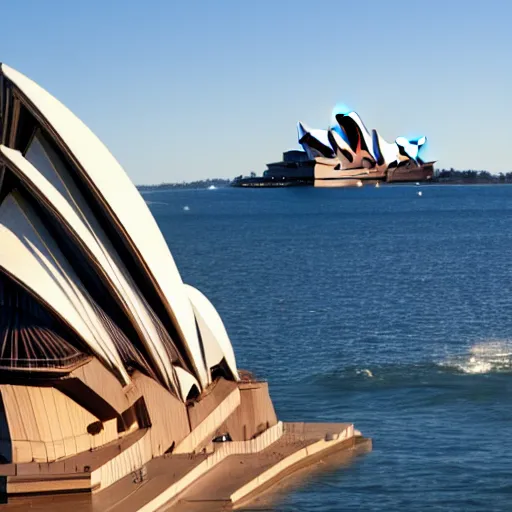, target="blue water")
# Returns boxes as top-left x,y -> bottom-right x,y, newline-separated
145,185 -> 512,511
